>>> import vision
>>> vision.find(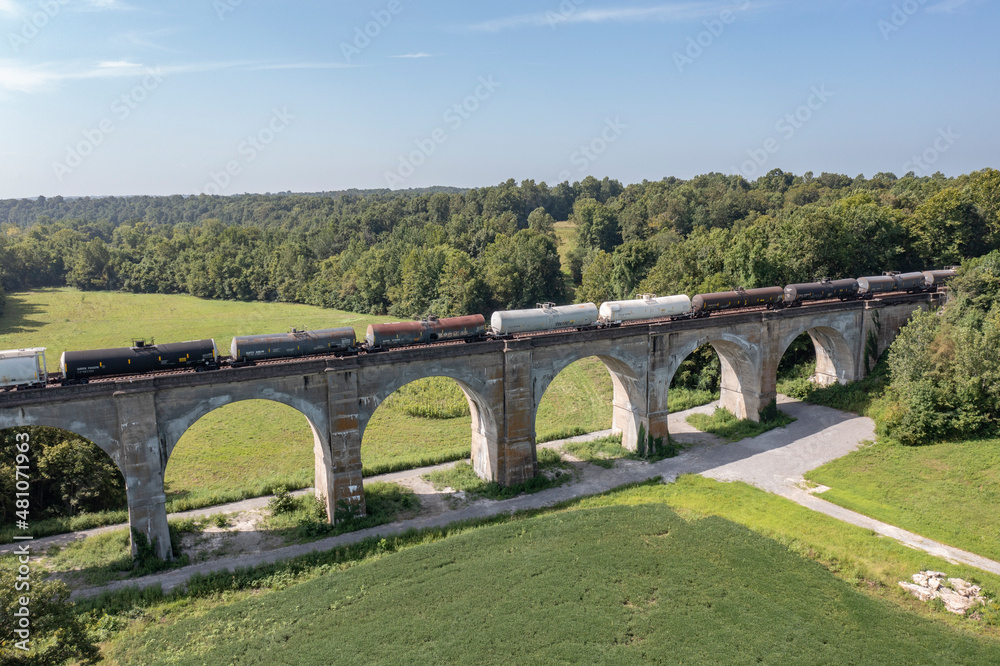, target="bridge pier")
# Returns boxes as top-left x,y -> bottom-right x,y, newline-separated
494,349 -> 538,485
114,391 -> 172,560
321,370 -> 366,521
